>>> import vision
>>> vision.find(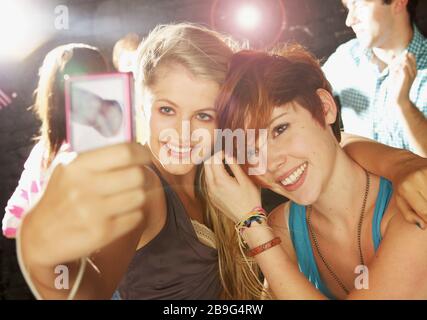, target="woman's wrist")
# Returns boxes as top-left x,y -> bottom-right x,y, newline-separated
235,206 -> 267,230
19,205 -> 53,268
232,203 -> 261,222
396,98 -> 413,113
16,210 -> 56,299
19,212 -> 40,267
235,206 -> 274,247
241,220 -> 275,248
